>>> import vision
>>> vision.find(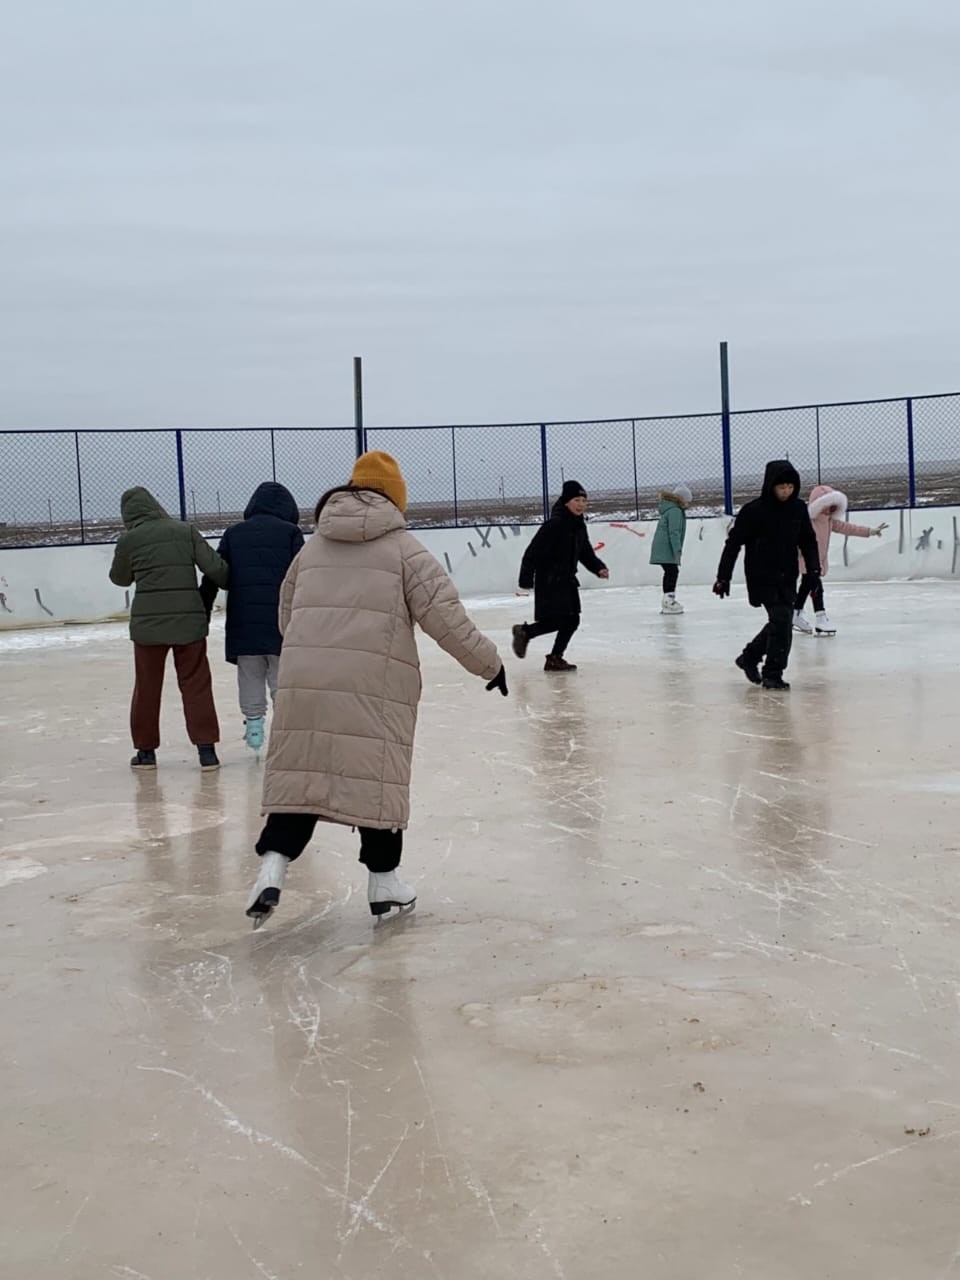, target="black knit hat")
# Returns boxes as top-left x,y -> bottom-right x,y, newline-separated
560,480 -> 587,503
